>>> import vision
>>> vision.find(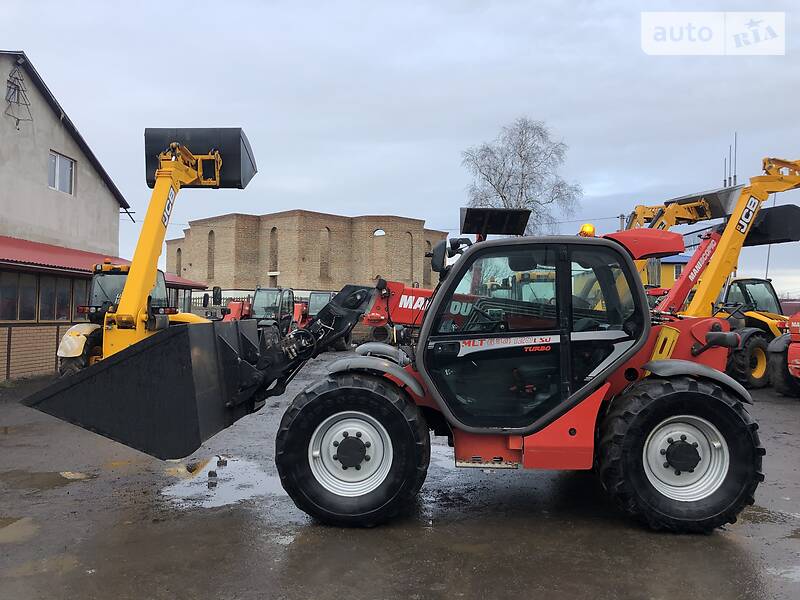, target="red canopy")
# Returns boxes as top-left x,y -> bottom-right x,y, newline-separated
0,235 -> 206,289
